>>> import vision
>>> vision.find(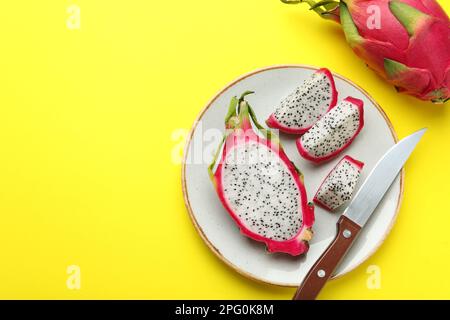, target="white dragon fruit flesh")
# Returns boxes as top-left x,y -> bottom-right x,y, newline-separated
266,68 -> 338,134
314,155 -> 365,211
297,97 -> 364,163
209,92 -> 315,256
